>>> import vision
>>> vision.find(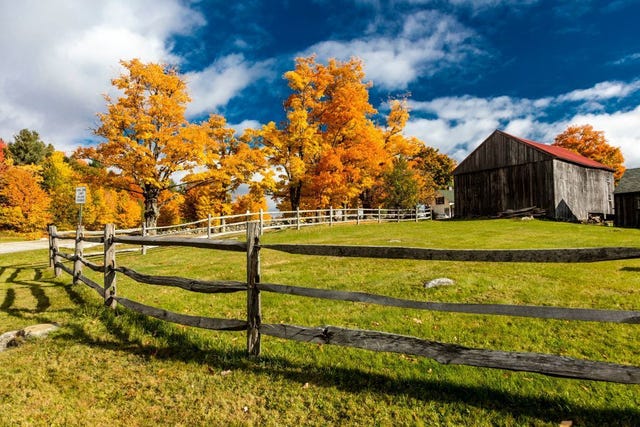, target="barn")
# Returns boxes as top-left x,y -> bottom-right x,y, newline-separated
453,130 -> 614,221
613,168 -> 640,228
